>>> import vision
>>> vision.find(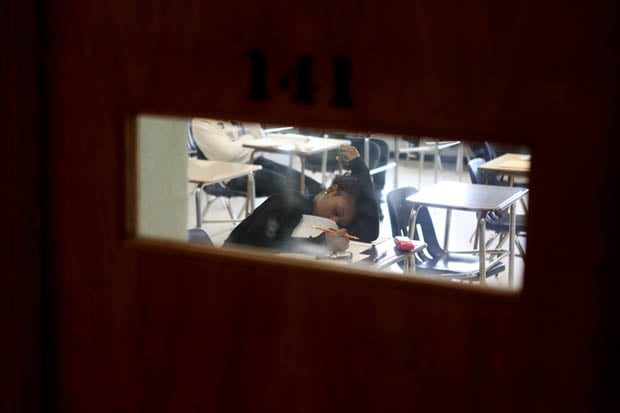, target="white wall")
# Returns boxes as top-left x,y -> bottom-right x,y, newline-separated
136,115 -> 187,241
